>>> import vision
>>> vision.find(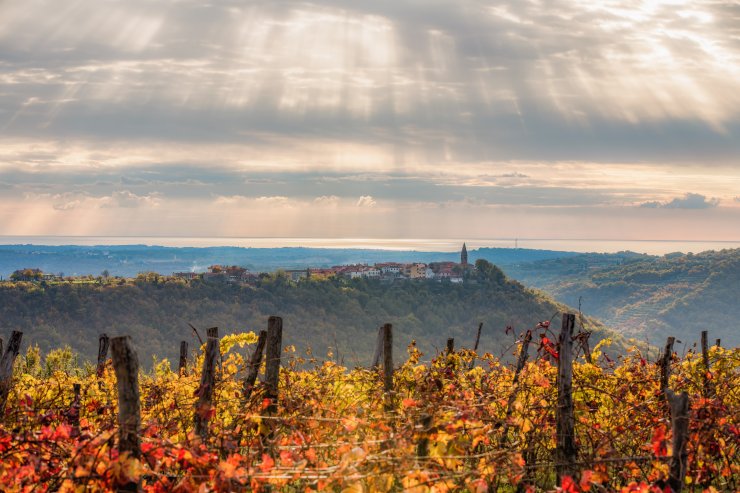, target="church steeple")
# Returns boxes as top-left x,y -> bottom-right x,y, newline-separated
461,242 -> 468,266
